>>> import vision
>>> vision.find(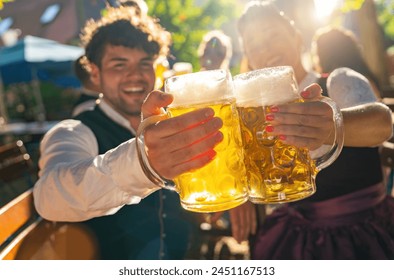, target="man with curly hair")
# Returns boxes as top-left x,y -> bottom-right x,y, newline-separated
33,6 -> 223,259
